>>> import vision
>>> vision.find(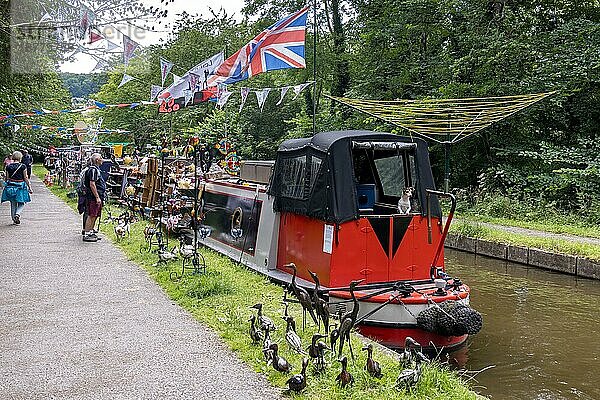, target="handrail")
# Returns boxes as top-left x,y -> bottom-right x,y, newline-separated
426,189 -> 456,273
